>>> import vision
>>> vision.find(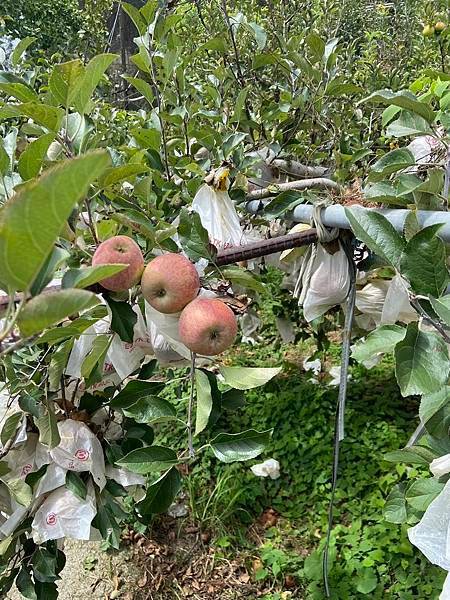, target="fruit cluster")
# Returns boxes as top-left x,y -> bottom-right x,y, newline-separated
423,21 -> 447,37
92,236 -> 237,356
